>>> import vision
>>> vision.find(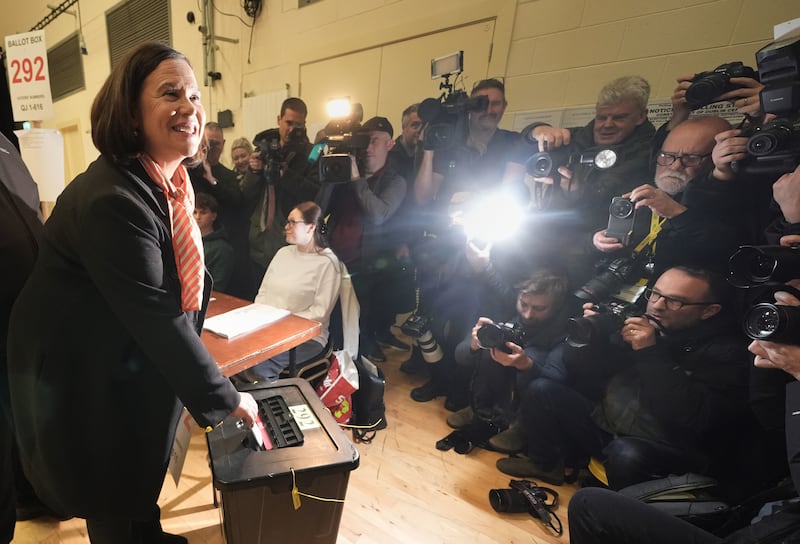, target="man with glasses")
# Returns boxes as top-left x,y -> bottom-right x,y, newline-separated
591,115 -> 738,279
496,265 -> 750,490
